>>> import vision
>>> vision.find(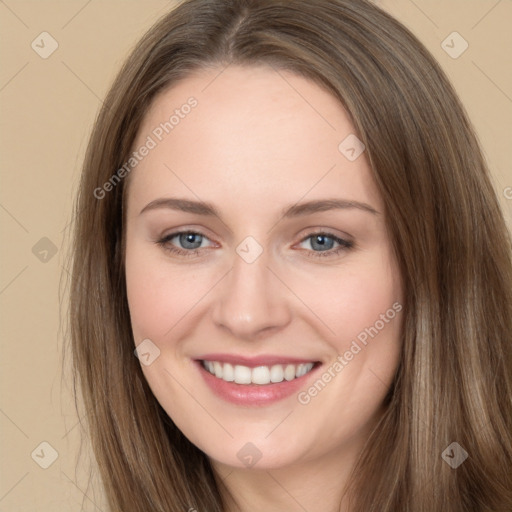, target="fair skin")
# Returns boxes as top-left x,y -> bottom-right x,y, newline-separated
124,64 -> 403,512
